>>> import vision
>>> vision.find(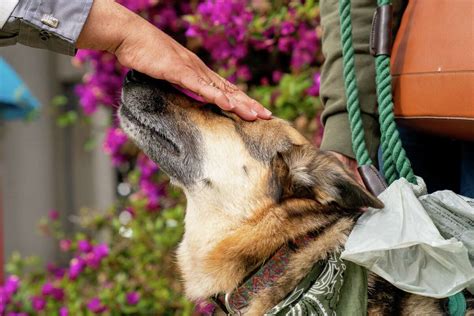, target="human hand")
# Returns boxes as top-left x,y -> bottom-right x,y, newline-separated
328,151 -> 365,187
76,0 -> 271,121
